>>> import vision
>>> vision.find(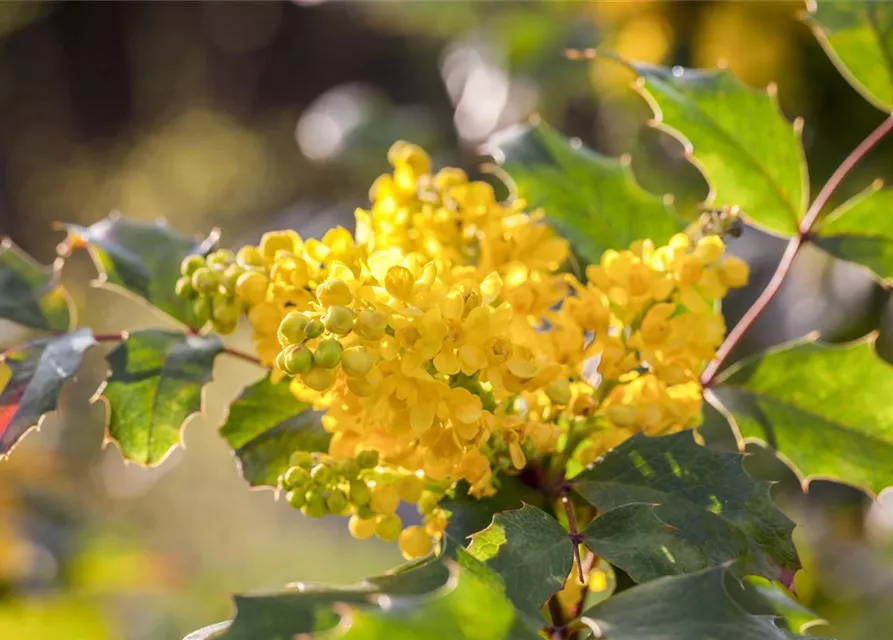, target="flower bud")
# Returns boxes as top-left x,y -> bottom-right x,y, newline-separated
546,378 -> 571,405
302,494 -> 327,518
397,475 -> 424,504
207,249 -> 235,270
349,480 -> 371,505
289,451 -> 314,469
300,366 -> 336,391
370,483 -> 399,515
323,305 -> 354,335
278,311 -> 310,346
341,346 -> 374,377
192,297 -> 212,324
303,318 -> 324,339
236,245 -> 265,268
348,515 -> 377,540
375,514 -> 402,541
191,267 -> 219,294
220,264 -> 244,292
235,271 -> 269,305
356,450 -> 379,469
180,255 -> 206,277
317,279 -> 353,307
285,490 -> 307,509
313,338 -> 343,369
398,525 -> 432,560
355,309 -> 387,340
277,345 -> 313,376
326,489 -> 349,514
283,466 -> 310,489
310,464 -> 333,484
385,266 -> 414,300
175,276 -> 197,299
212,295 -> 241,326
